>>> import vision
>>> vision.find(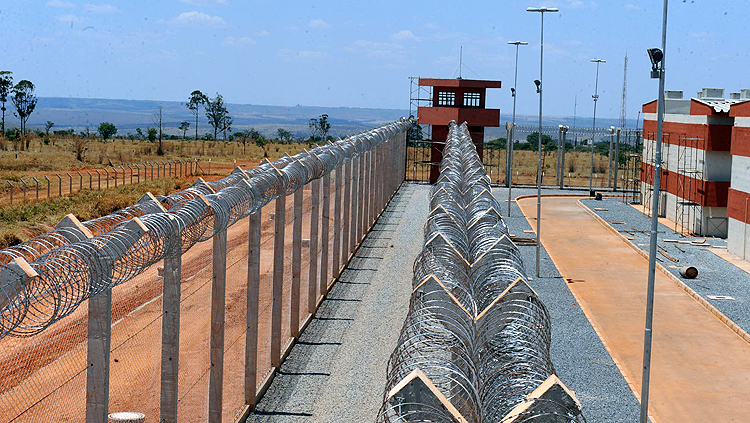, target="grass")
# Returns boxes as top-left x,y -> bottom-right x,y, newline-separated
0,177 -> 186,249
